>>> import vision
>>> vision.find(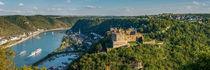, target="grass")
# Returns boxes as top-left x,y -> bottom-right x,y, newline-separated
128,41 -> 139,46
